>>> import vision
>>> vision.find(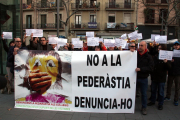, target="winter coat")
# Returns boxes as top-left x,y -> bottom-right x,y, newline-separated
137,49 -> 154,79
151,54 -> 171,83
